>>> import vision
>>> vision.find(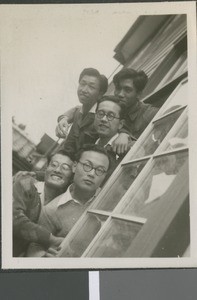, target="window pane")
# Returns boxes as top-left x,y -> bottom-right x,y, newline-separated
133,109 -> 184,159
95,160 -> 147,212
59,213 -> 107,257
164,116 -> 188,151
162,80 -> 187,115
90,219 -> 142,257
121,151 -> 188,219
